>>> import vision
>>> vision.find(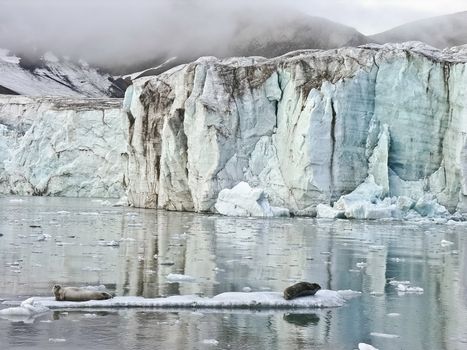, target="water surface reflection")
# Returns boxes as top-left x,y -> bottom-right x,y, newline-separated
0,196 -> 466,349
